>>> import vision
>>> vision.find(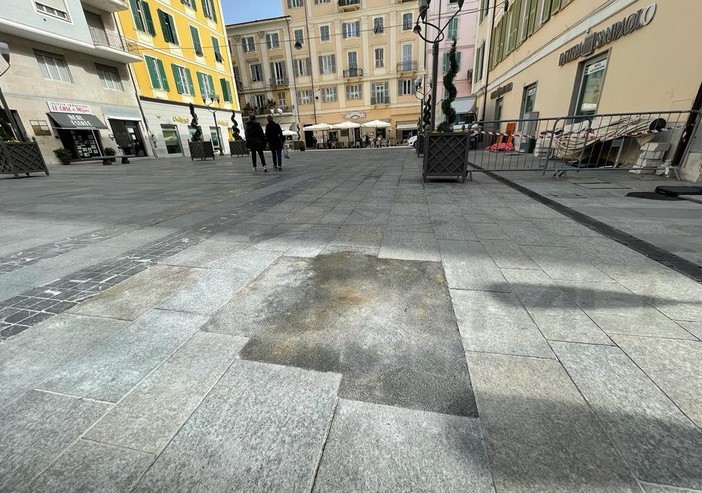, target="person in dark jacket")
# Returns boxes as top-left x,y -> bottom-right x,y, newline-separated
265,115 -> 284,171
245,114 -> 267,172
